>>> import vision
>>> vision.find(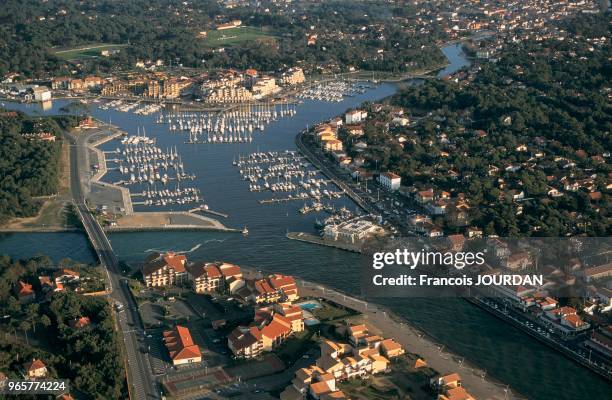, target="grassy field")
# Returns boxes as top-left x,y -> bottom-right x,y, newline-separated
311,301 -> 360,322
52,43 -> 128,60
203,26 -> 275,47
